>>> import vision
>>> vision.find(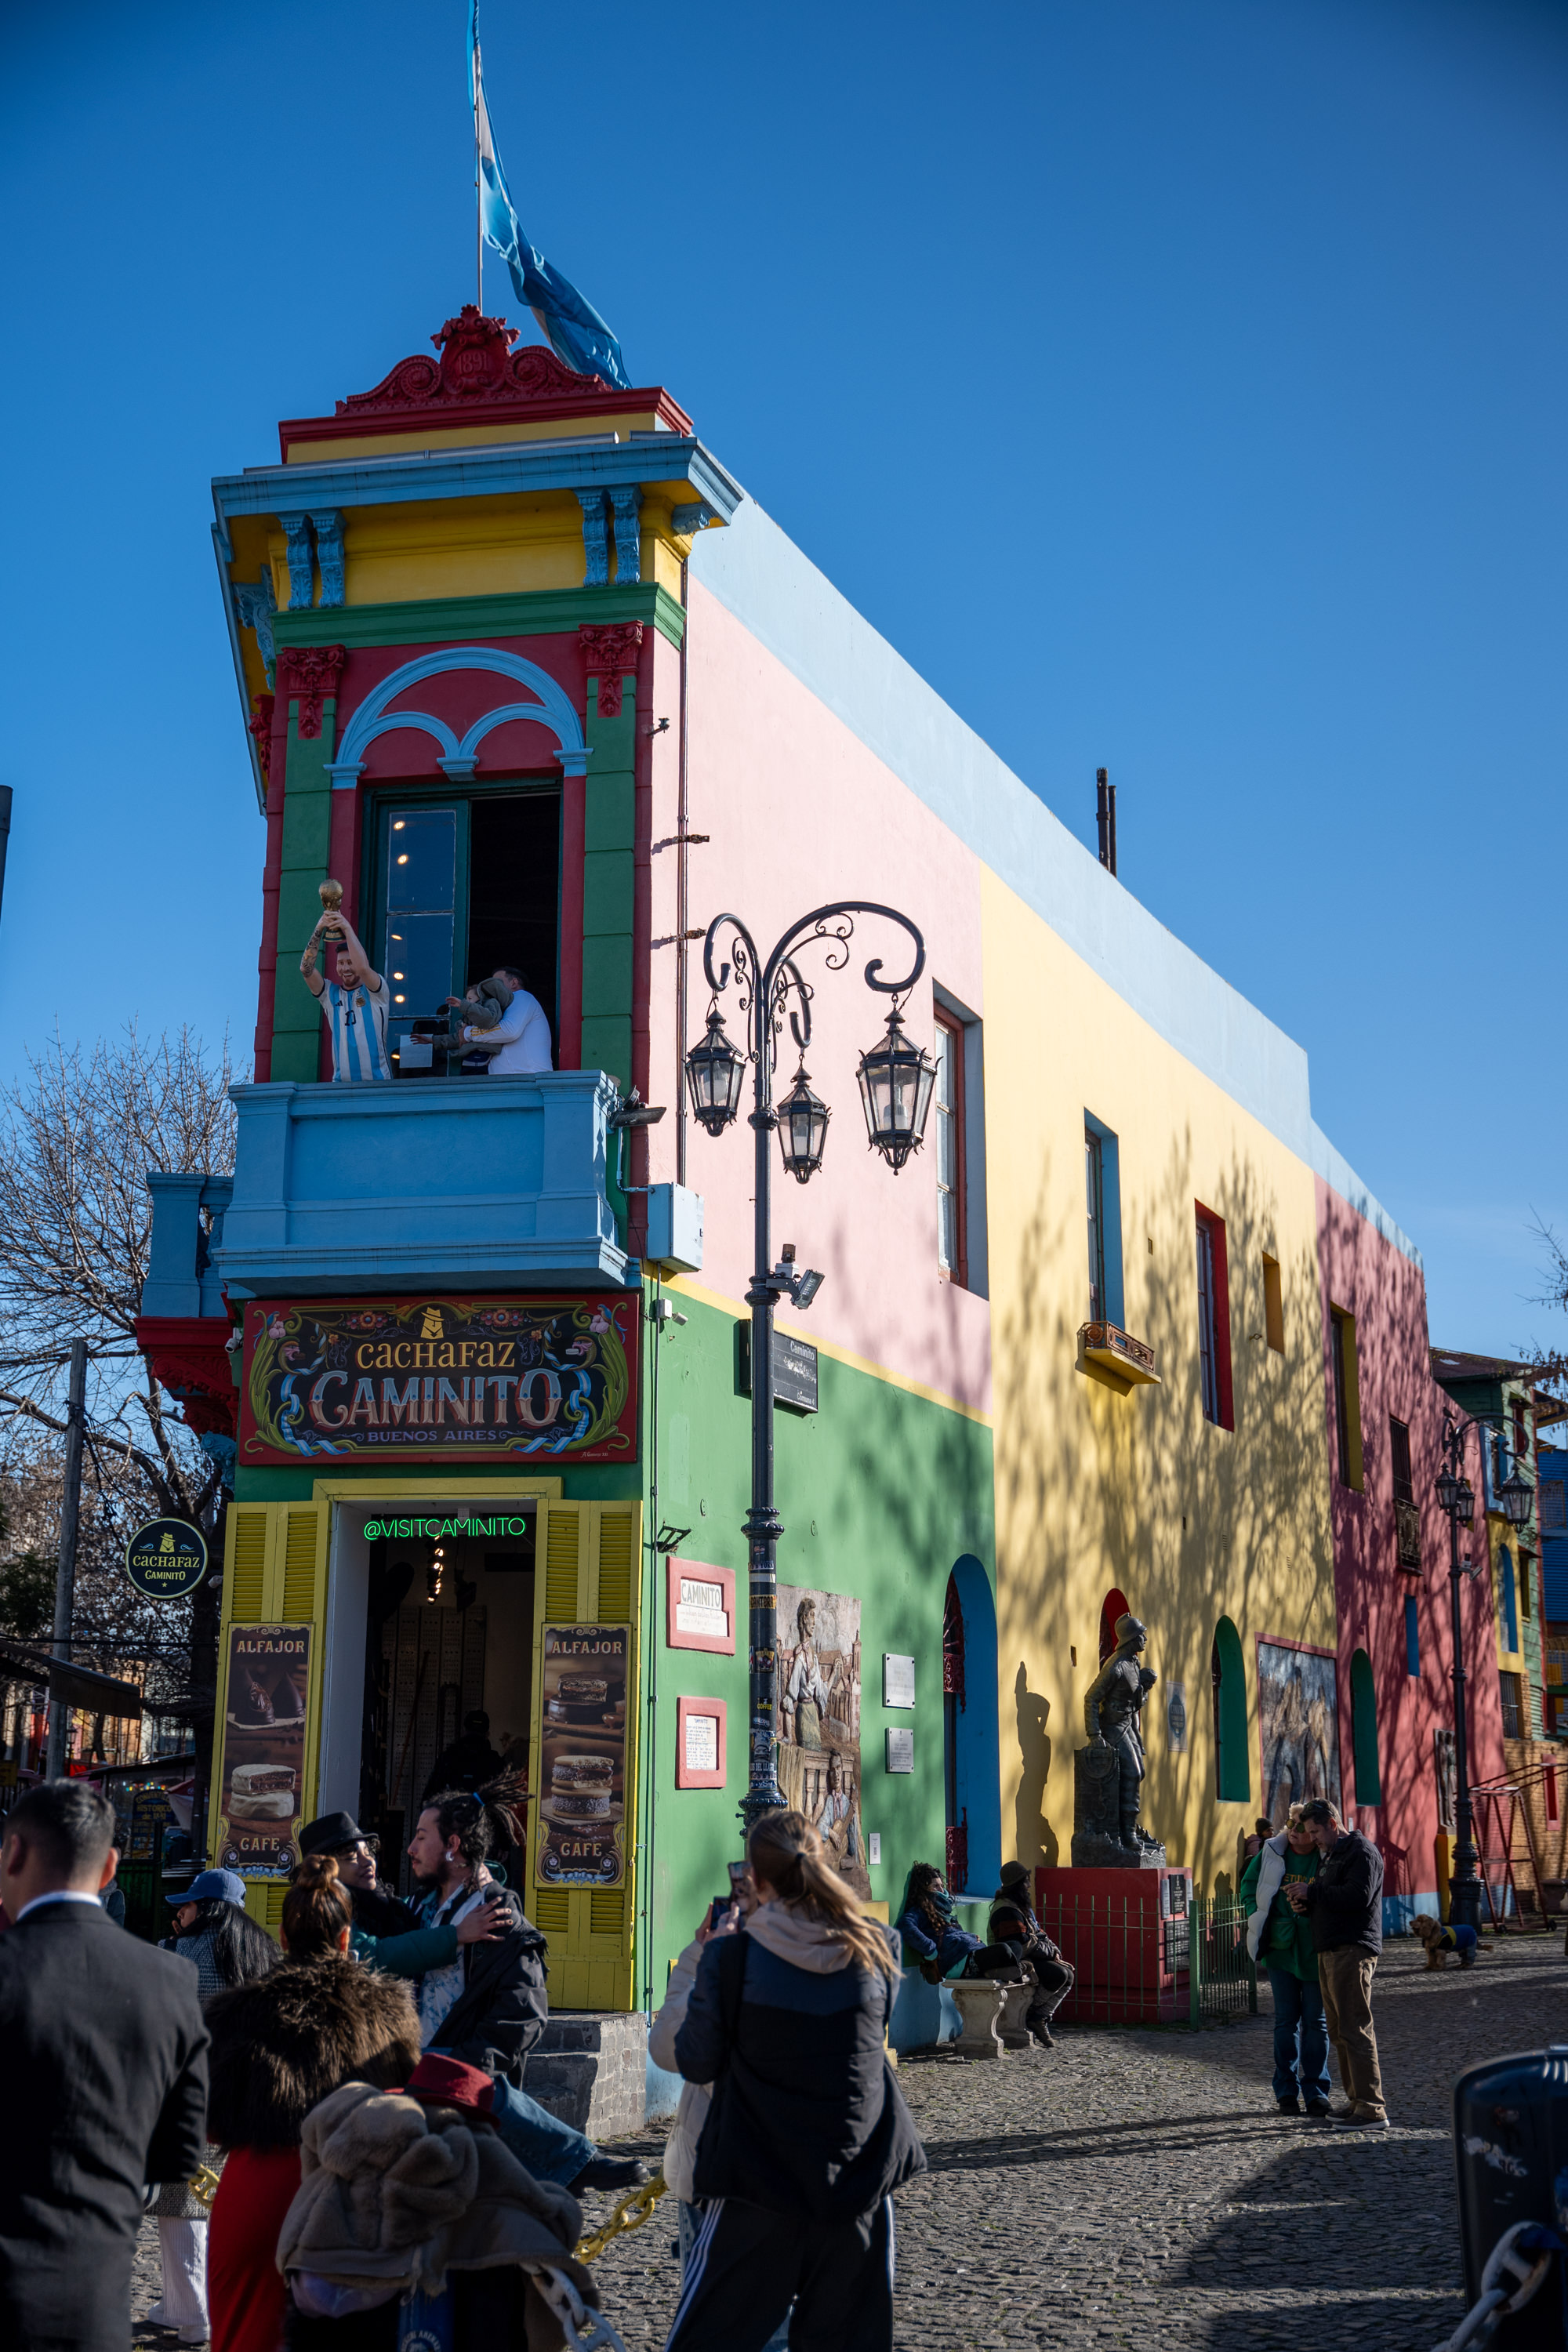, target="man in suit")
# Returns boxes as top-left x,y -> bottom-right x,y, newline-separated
0,1780 -> 209,2352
